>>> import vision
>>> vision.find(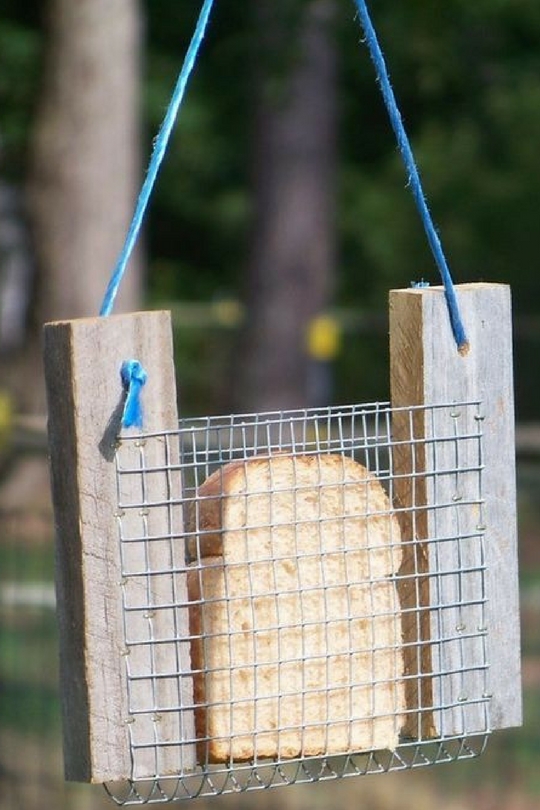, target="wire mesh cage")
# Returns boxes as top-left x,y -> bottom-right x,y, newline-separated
43,291 -> 521,805
104,400 -> 490,804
